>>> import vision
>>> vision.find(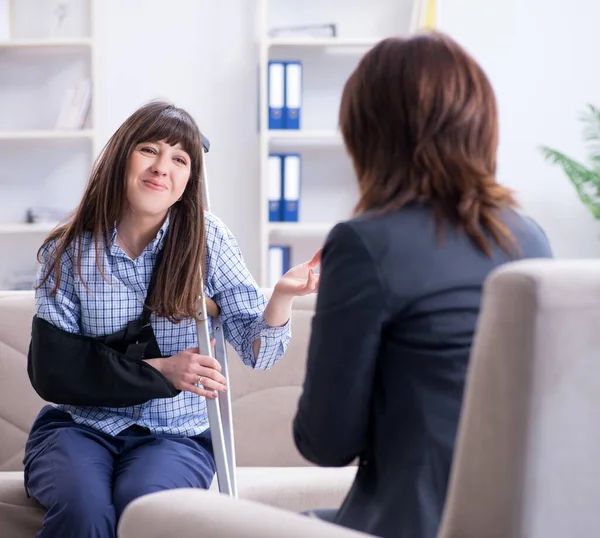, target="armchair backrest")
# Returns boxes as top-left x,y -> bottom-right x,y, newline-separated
439,259 -> 600,538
